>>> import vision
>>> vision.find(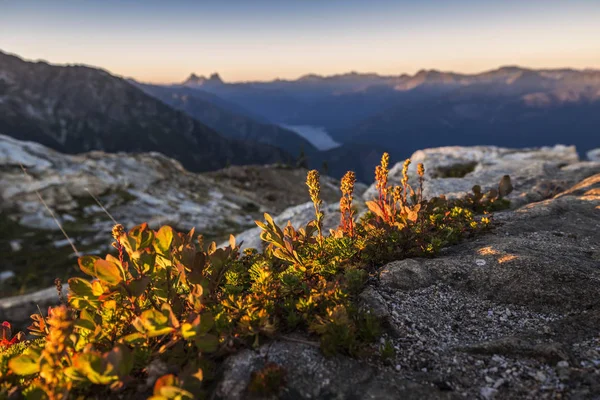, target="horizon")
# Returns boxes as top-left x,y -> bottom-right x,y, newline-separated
1,0 -> 600,83
3,48 -> 599,86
